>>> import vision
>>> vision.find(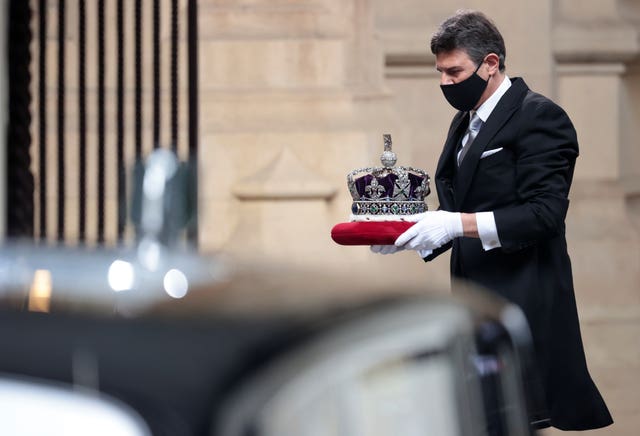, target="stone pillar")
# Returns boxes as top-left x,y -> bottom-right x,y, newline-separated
548,1 -> 640,434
